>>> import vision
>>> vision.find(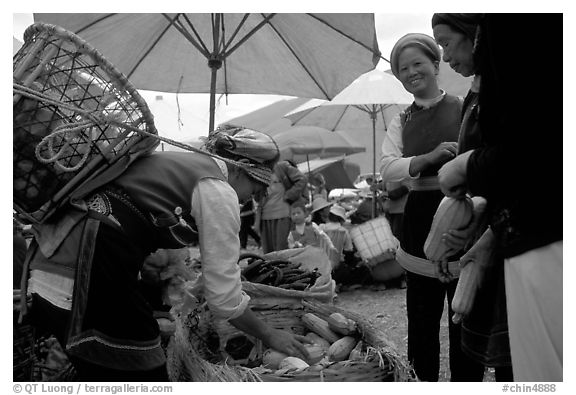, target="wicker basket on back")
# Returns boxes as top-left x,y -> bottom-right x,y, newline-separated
13,23 -> 159,224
